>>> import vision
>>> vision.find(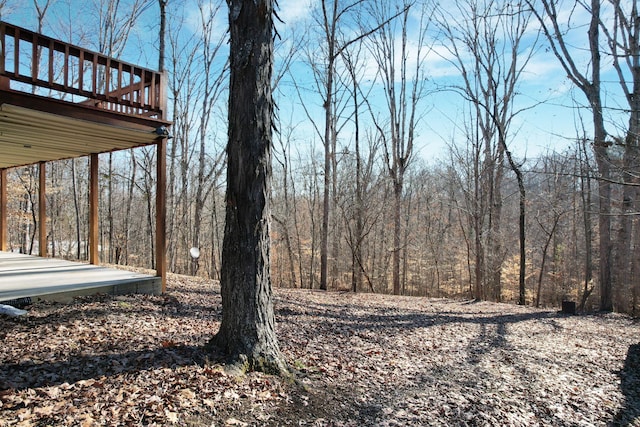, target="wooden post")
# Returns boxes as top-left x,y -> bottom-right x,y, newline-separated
89,154 -> 99,264
39,161 -> 47,257
156,137 -> 167,292
0,168 -> 7,251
